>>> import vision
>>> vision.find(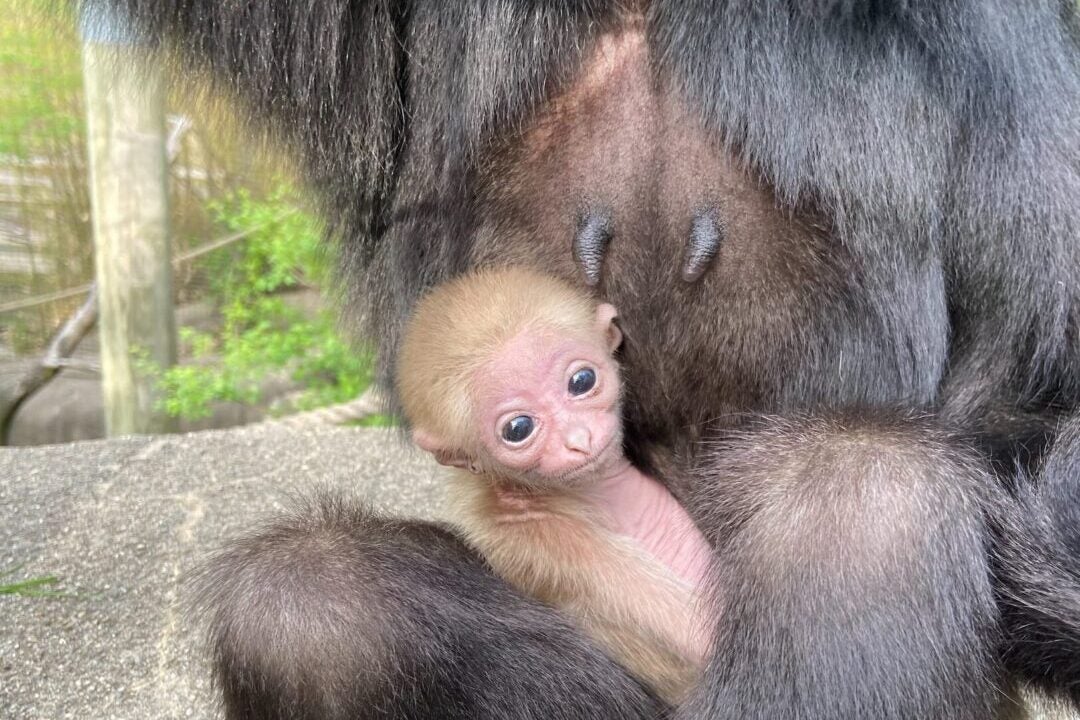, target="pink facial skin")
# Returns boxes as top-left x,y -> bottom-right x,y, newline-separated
473,328 -> 624,487
472,327 -> 712,592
